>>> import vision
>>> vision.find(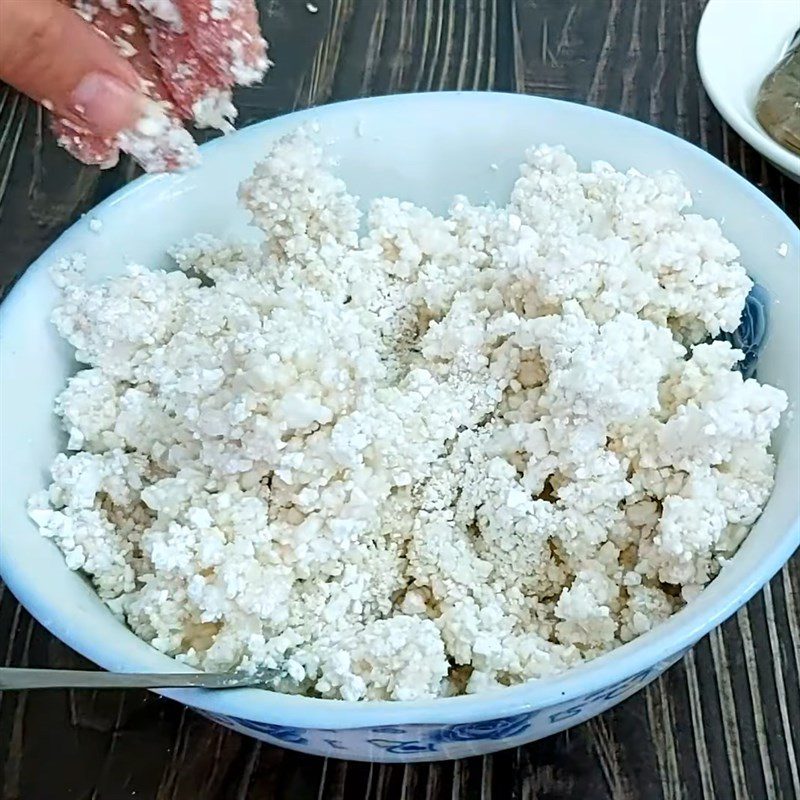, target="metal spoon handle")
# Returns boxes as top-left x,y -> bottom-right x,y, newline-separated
0,667 -> 257,690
